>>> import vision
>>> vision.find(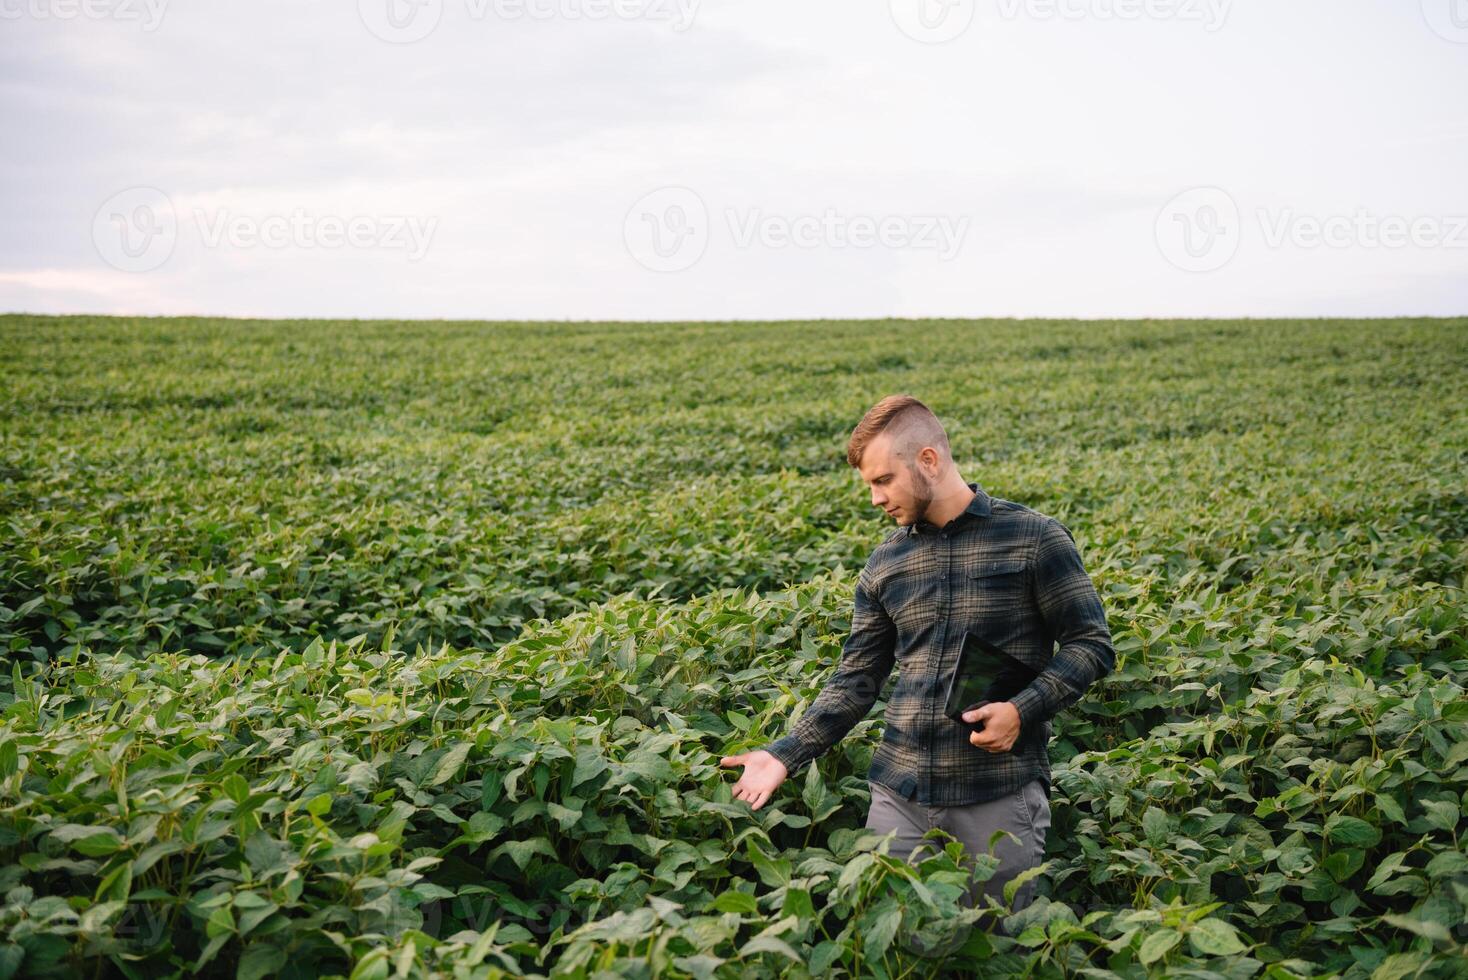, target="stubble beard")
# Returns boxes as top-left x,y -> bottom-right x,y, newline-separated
907,465 -> 934,526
